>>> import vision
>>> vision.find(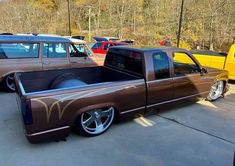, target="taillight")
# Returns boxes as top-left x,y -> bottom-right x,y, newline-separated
21,98 -> 33,125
